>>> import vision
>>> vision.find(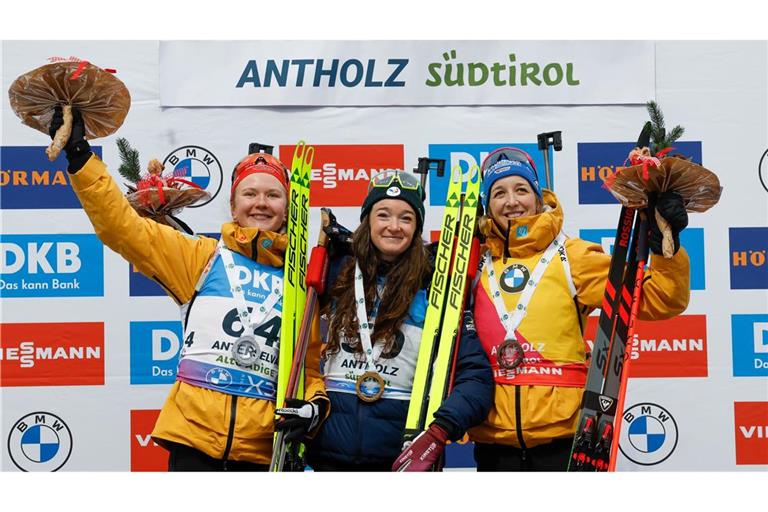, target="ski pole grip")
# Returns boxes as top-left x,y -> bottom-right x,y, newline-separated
467,237 -> 481,280
306,246 -> 328,293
